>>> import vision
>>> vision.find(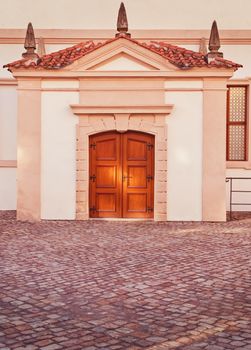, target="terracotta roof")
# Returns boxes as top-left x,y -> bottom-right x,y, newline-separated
4,36 -> 242,71
142,41 -> 241,69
